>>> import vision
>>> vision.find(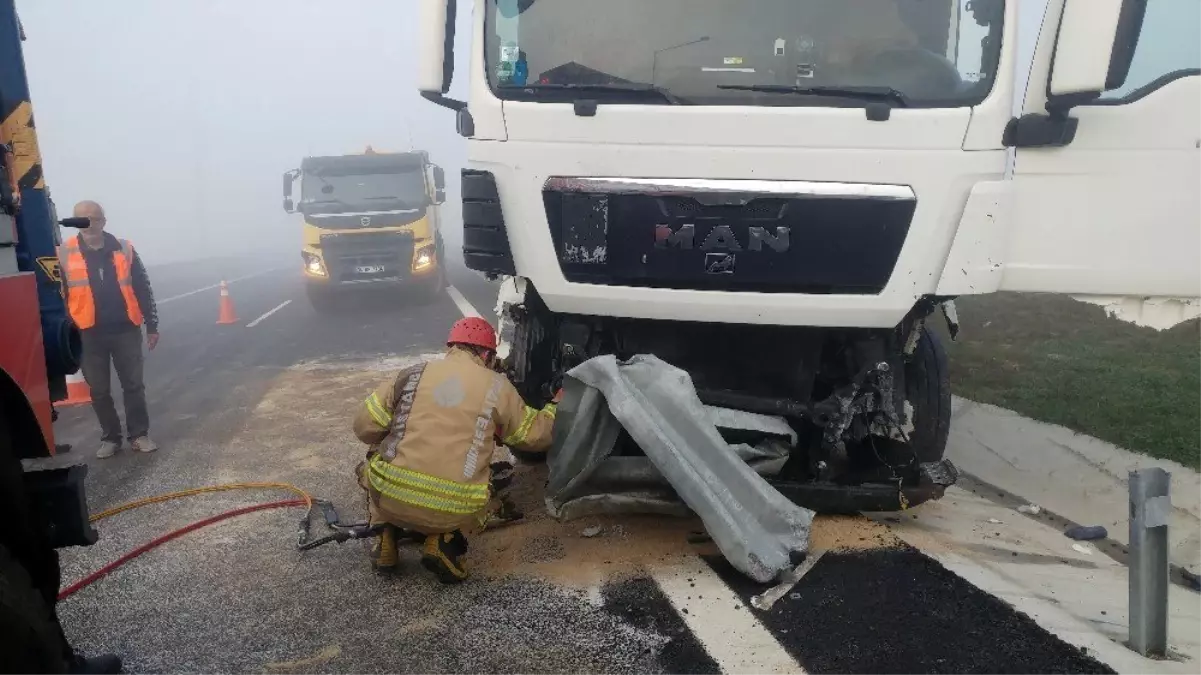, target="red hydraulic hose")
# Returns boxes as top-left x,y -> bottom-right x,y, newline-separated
58,498 -> 306,601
